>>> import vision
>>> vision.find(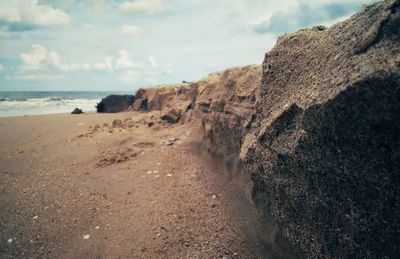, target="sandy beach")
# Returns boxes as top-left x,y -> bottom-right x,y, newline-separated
0,111 -> 272,258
